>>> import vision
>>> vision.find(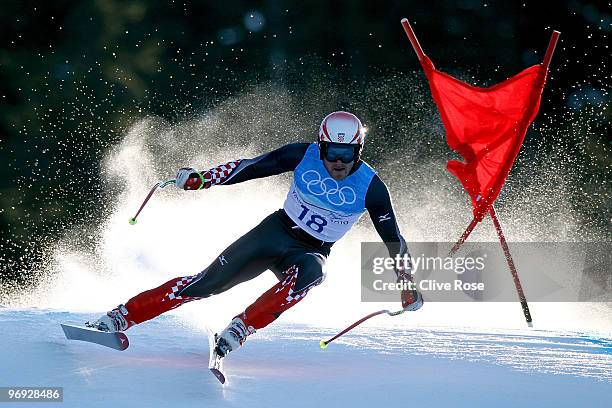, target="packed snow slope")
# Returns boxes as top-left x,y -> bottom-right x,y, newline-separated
1,308 -> 610,408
